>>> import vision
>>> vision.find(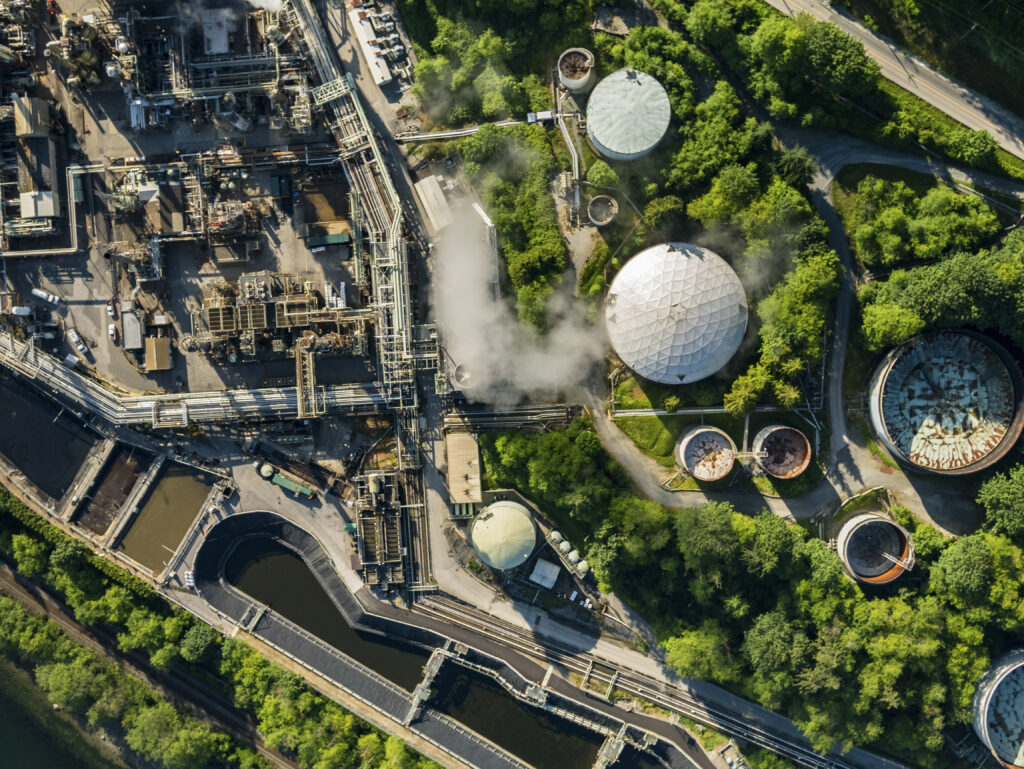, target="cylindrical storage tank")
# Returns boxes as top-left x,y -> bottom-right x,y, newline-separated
675,425 -> 736,482
974,650 -> 1024,768
567,550 -> 581,564
752,425 -> 811,479
259,463 -> 275,479
836,513 -> 915,584
470,501 -> 536,570
604,243 -> 748,385
587,68 -> 671,161
869,331 -> 1024,476
577,560 -> 590,575
559,540 -> 572,554
548,530 -> 563,543
557,47 -> 596,93
587,195 -> 618,227
451,363 -> 476,391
